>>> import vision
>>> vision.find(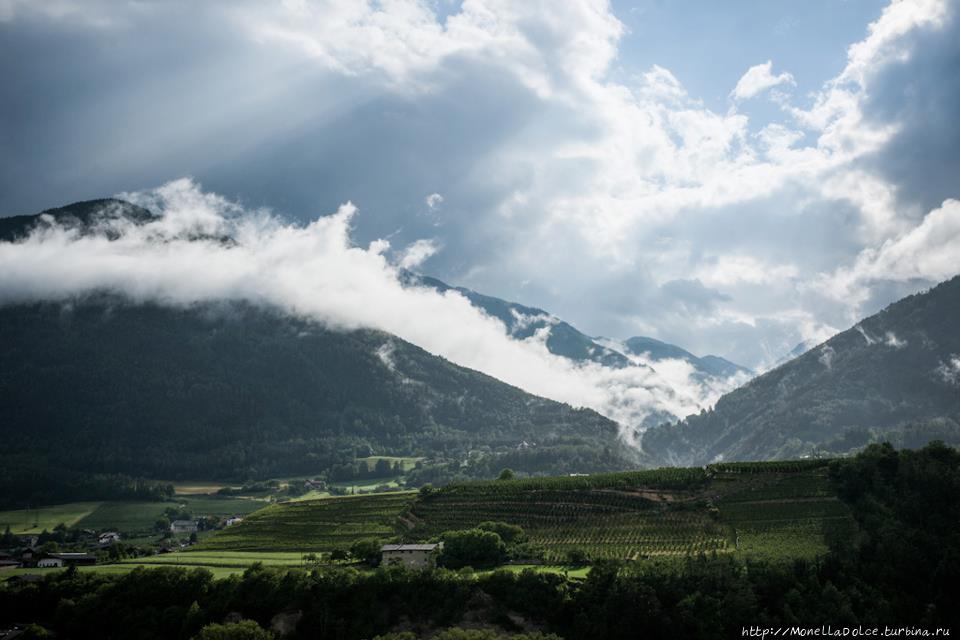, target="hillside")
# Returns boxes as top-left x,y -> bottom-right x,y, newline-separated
0,198 -> 156,241
0,298 -> 627,505
641,276 -> 960,465
202,461 -> 853,562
